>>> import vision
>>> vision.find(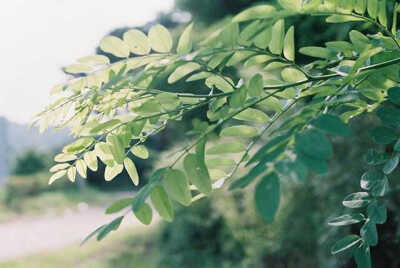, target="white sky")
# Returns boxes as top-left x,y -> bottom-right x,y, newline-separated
0,0 -> 174,123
